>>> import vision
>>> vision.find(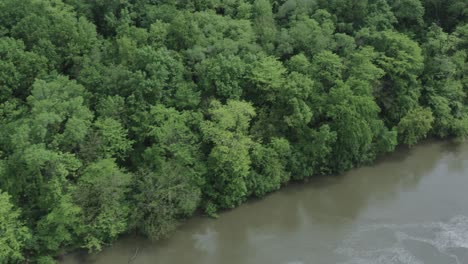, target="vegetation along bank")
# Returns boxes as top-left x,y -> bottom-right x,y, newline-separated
0,0 -> 467,262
